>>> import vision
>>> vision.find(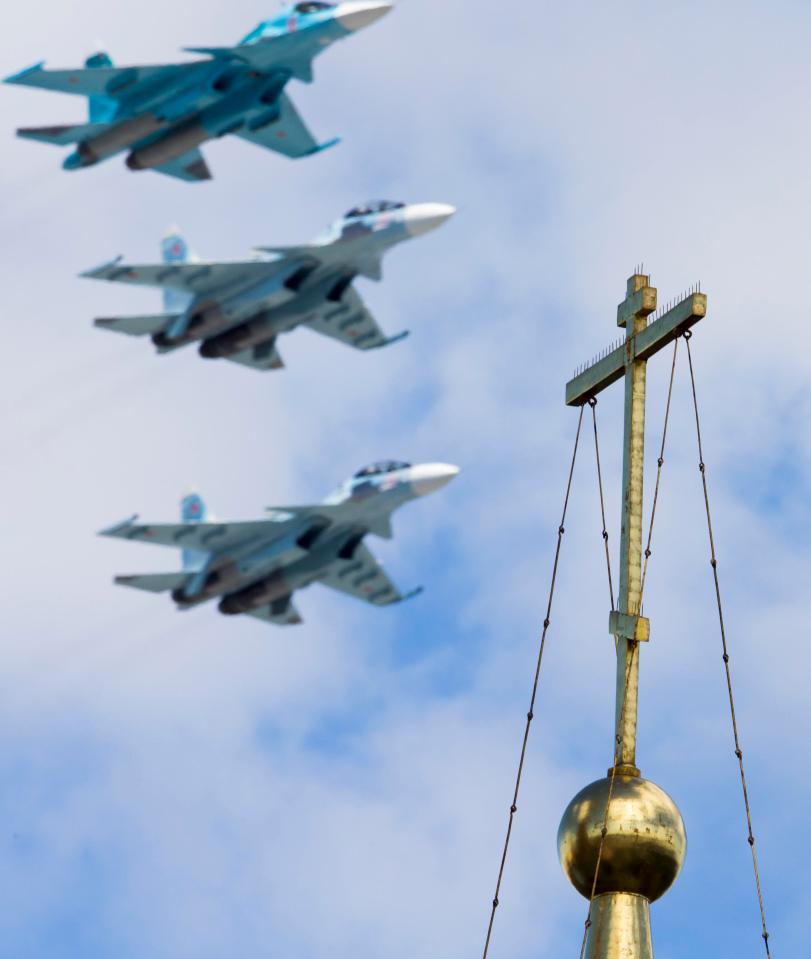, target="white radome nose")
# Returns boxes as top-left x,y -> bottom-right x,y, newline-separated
336,1 -> 393,31
410,463 -> 460,497
404,202 -> 457,237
